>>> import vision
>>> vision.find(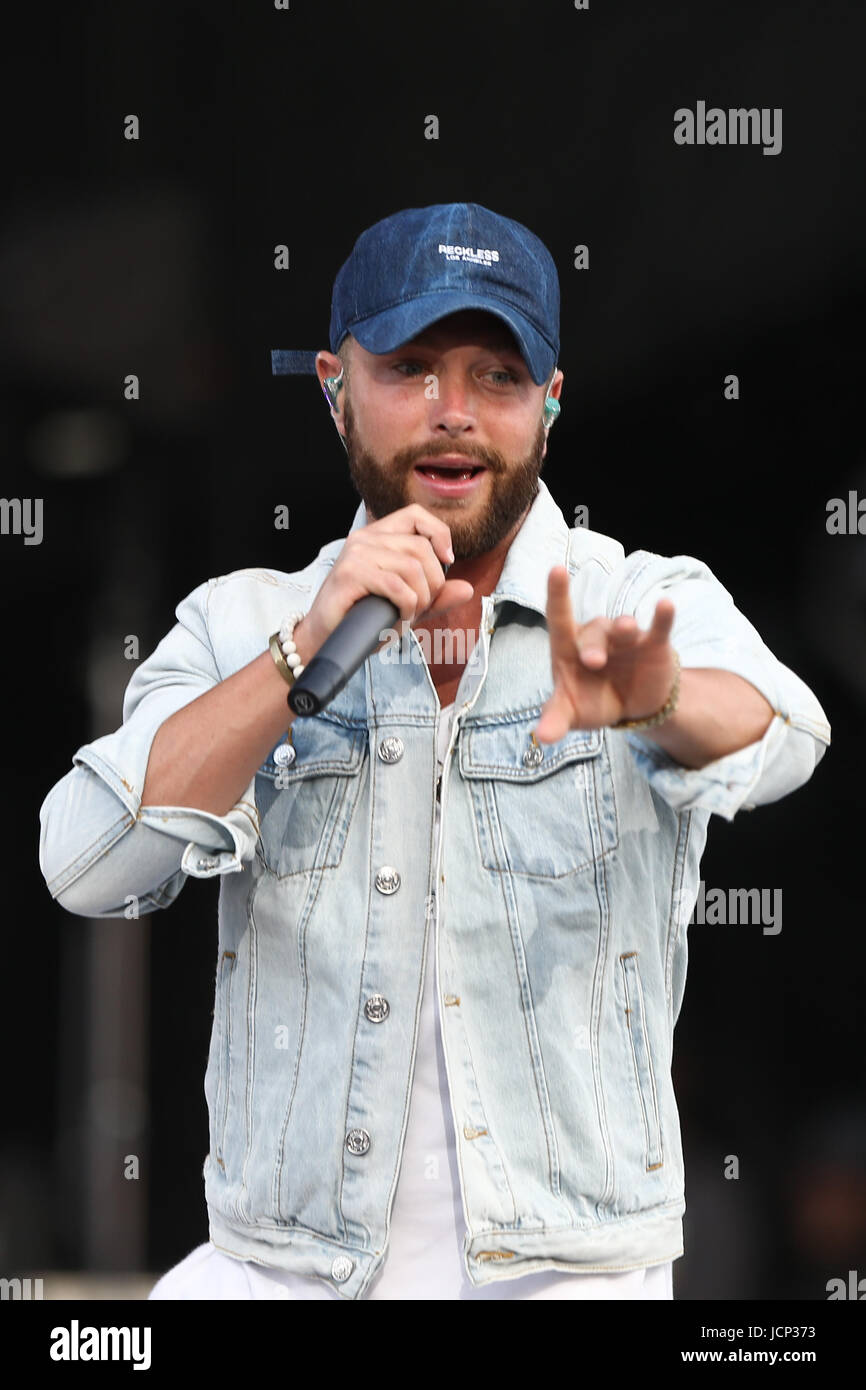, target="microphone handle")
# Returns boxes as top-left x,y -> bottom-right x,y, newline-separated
287,594 -> 400,716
